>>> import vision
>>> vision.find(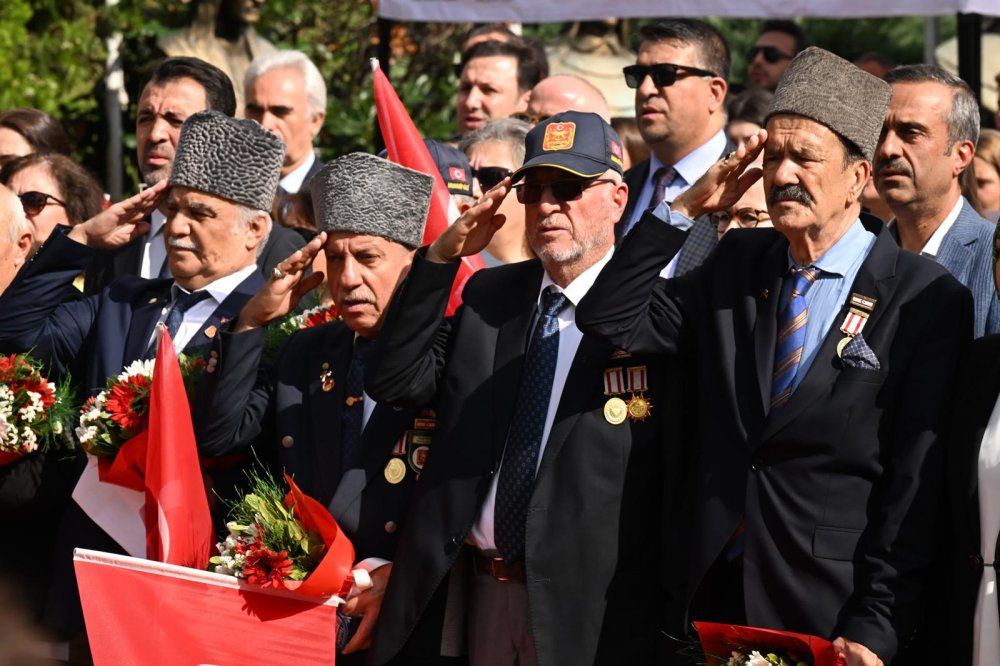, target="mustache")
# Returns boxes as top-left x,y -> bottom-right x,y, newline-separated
767,184 -> 813,206
339,288 -> 376,305
874,157 -> 913,178
167,238 -> 201,252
